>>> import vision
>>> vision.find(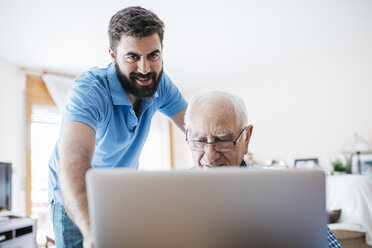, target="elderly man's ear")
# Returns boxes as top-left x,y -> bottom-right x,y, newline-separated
244,125 -> 254,154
